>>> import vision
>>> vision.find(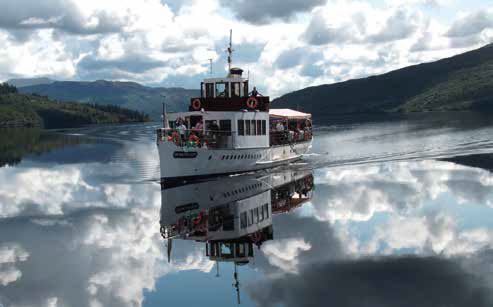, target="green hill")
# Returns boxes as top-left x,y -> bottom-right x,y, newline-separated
273,44 -> 493,121
0,83 -> 149,129
17,80 -> 199,120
